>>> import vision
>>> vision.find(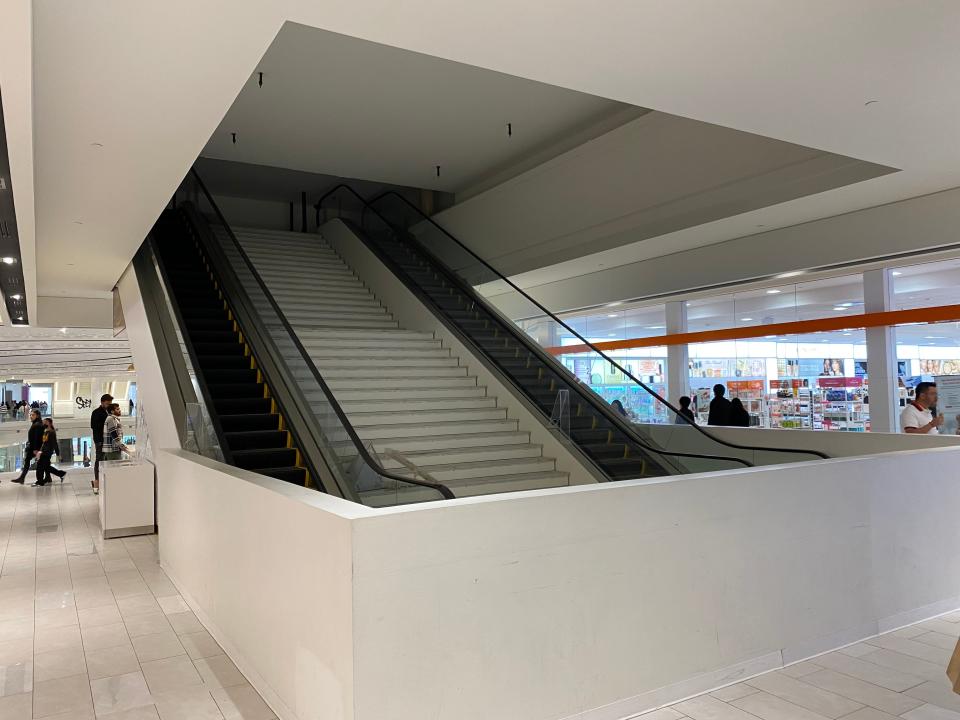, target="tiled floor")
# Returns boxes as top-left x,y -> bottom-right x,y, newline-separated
653,614 -> 960,720
0,470 -> 276,719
